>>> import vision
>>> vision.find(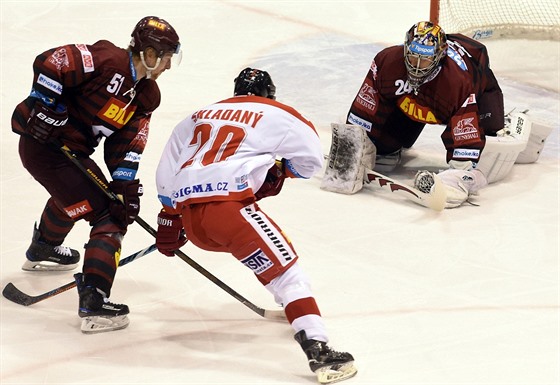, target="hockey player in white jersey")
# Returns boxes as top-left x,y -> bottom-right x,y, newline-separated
154,68 -> 357,384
